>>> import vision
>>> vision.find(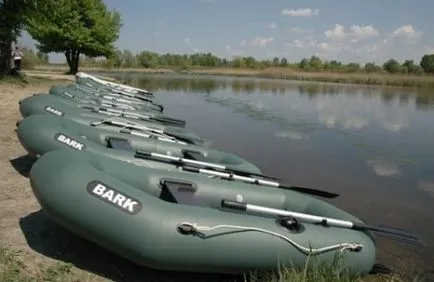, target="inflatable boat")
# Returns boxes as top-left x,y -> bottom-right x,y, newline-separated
29,148 -> 377,275
75,72 -> 153,98
33,93 -> 183,127
50,84 -> 164,113
18,94 -> 207,146
16,114 -> 263,175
